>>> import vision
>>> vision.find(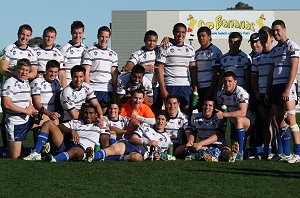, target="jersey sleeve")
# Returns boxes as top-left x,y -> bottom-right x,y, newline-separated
81,49 -> 93,66
30,79 -> 42,96
2,78 -> 14,98
127,51 -> 139,65
60,88 -> 76,111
